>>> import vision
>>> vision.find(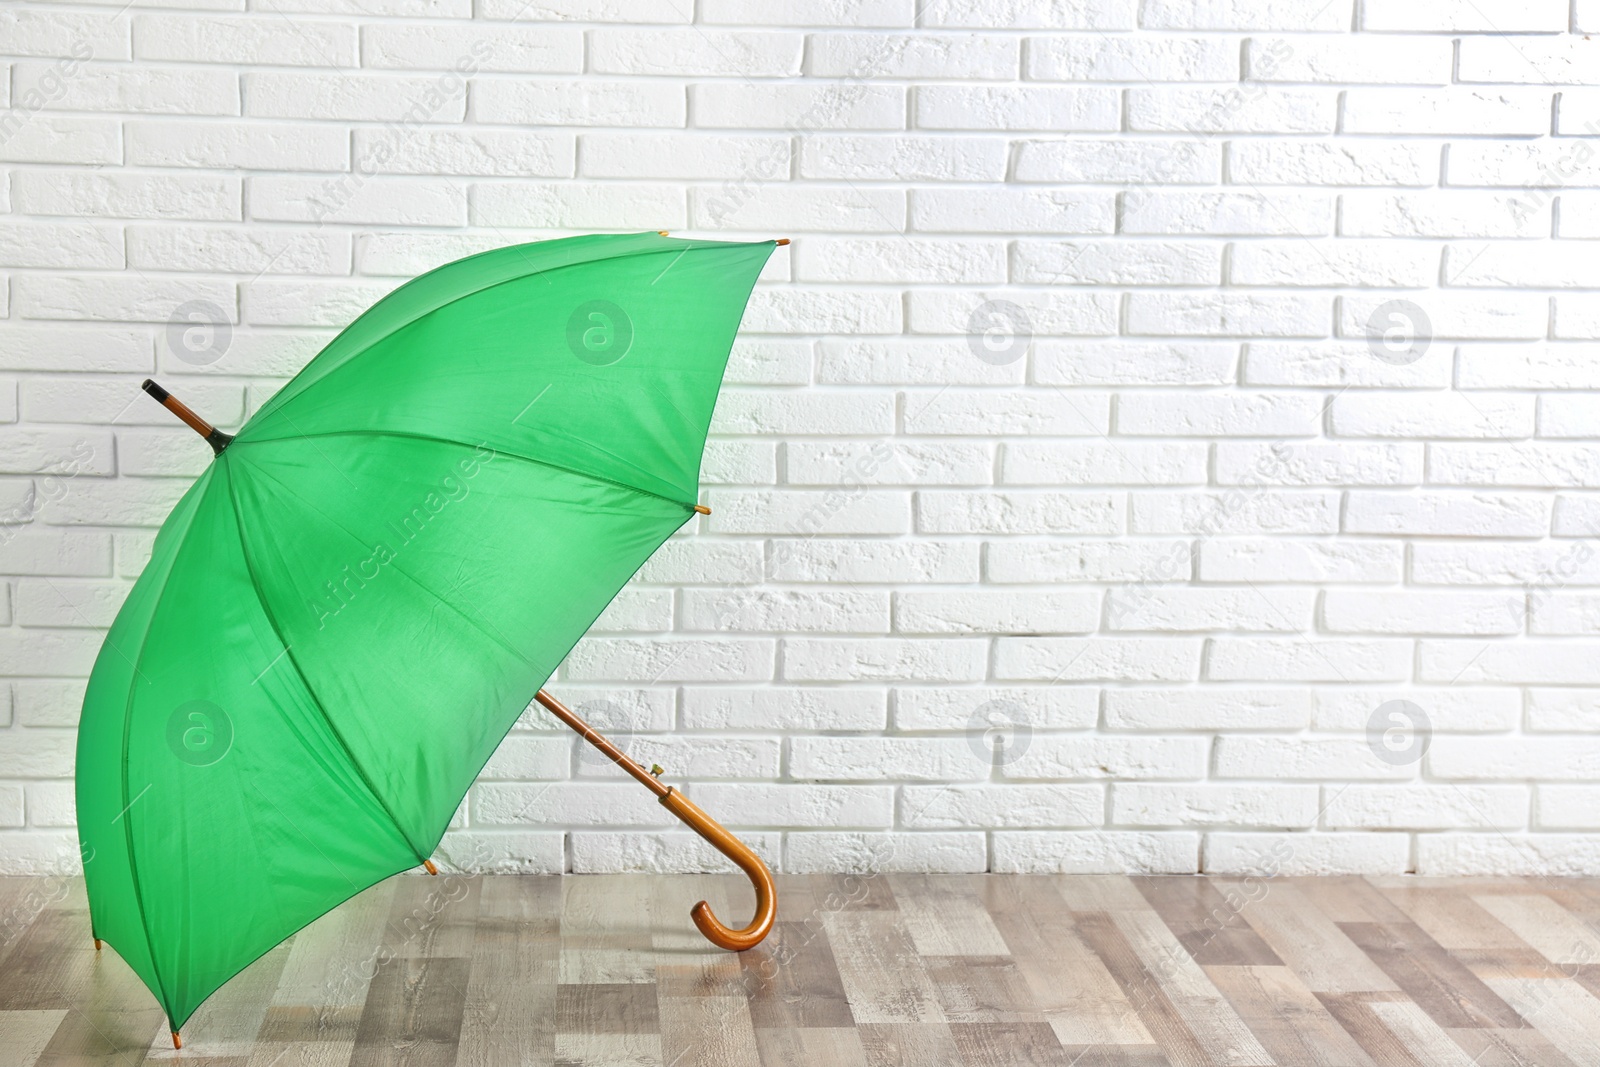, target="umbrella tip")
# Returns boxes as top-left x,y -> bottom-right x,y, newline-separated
171,1031 -> 182,1050
658,230 -> 669,236
775,238 -> 790,246
423,859 -> 438,875
693,504 -> 711,515
93,938 -> 102,950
